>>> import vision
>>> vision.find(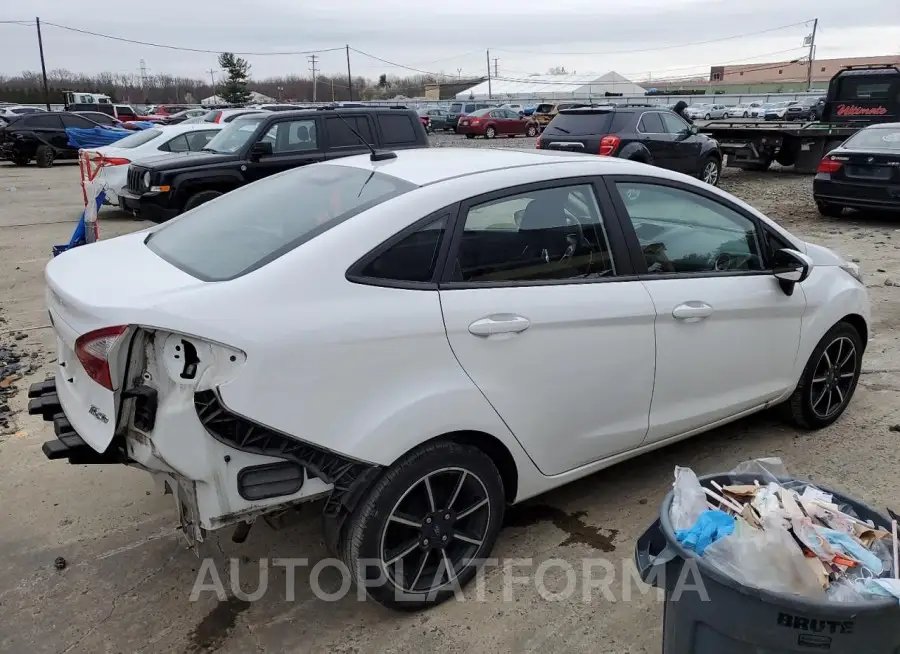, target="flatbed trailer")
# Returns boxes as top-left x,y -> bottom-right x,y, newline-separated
698,119 -> 861,173
699,63 -> 900,174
